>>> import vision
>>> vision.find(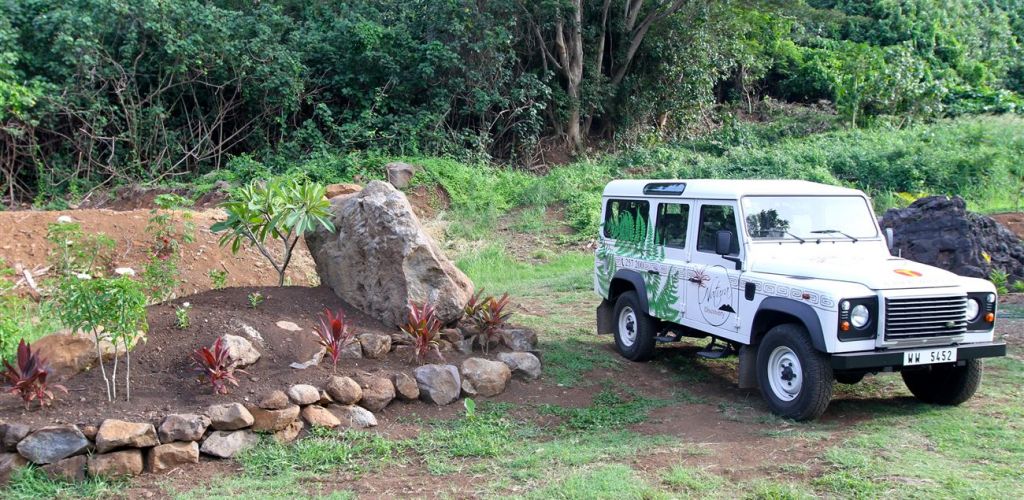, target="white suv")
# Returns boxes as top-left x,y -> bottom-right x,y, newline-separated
594,179 -> 1006,420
